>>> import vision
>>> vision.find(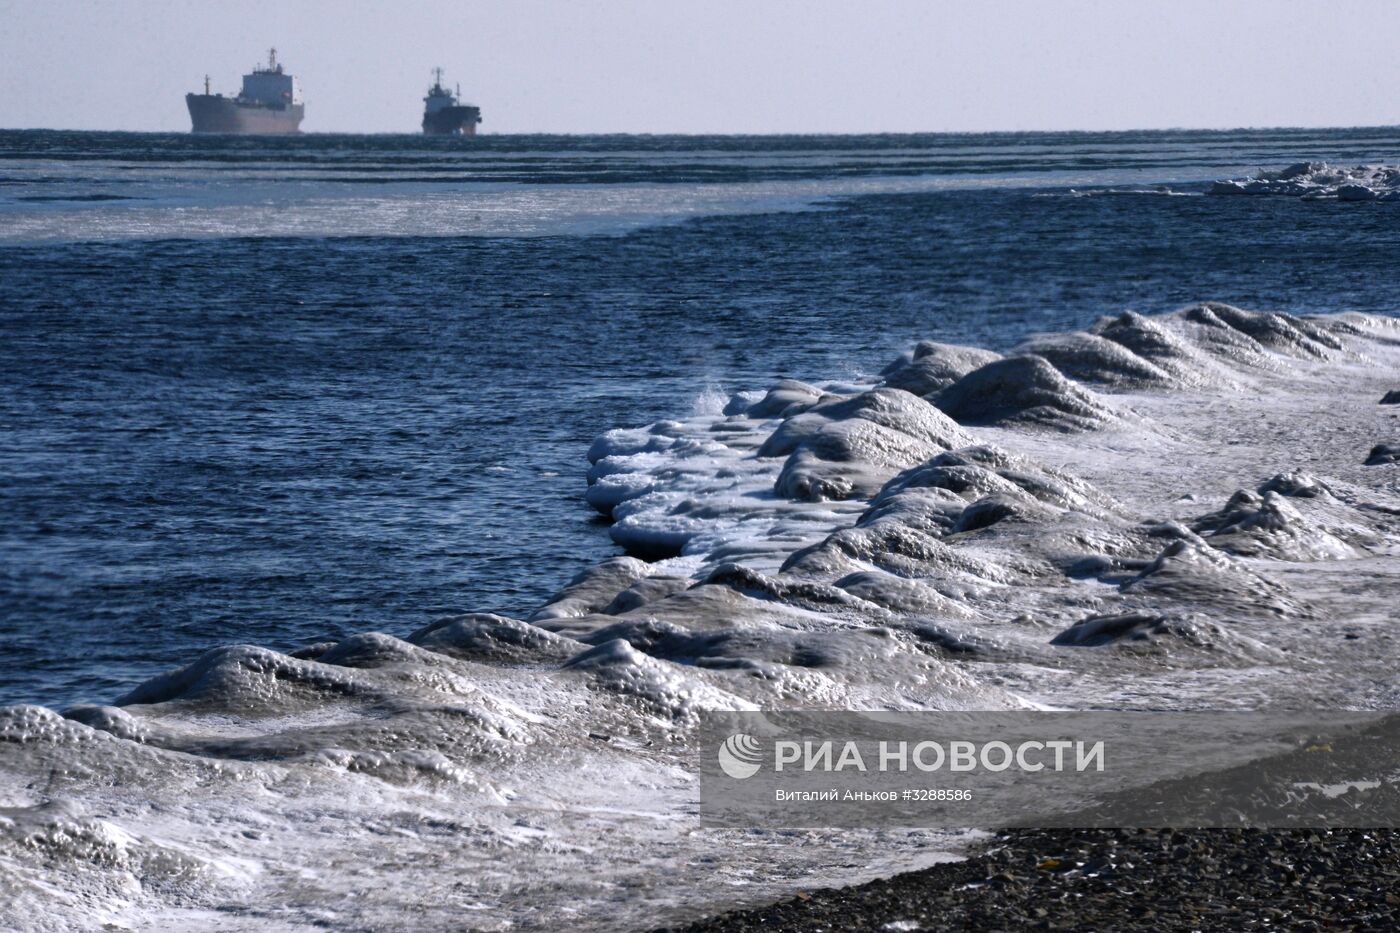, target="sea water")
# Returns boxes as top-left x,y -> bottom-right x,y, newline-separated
3,127 -> 1400,707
